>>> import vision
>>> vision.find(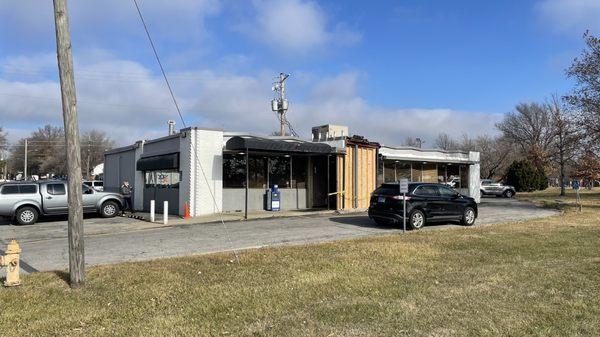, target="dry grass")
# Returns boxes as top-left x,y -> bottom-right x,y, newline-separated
1,191 -> 599,336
